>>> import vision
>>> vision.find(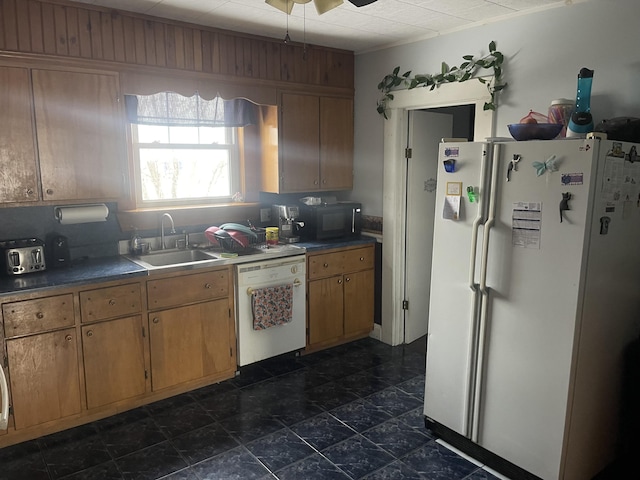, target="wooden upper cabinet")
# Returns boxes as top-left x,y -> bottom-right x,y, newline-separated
320,96 -> 353,190
0,66 -> 39,203
262,93 -> 354,194
31,69 -> 126,202
279,93 -> 320,192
